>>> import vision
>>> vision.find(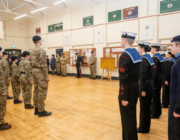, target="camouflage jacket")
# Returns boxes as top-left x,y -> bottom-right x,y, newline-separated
11,63 -> 19,78
60,57 -> 67,65
30,45 -> 48,79
56,56 -> 60,63
89,56 -> 97,65
0,59 -> 5,94
0,57 -> 10,79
